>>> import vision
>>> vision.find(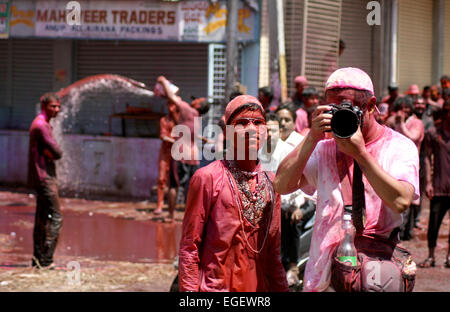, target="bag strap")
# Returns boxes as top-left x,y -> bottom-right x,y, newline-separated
336,149 -> 366,235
